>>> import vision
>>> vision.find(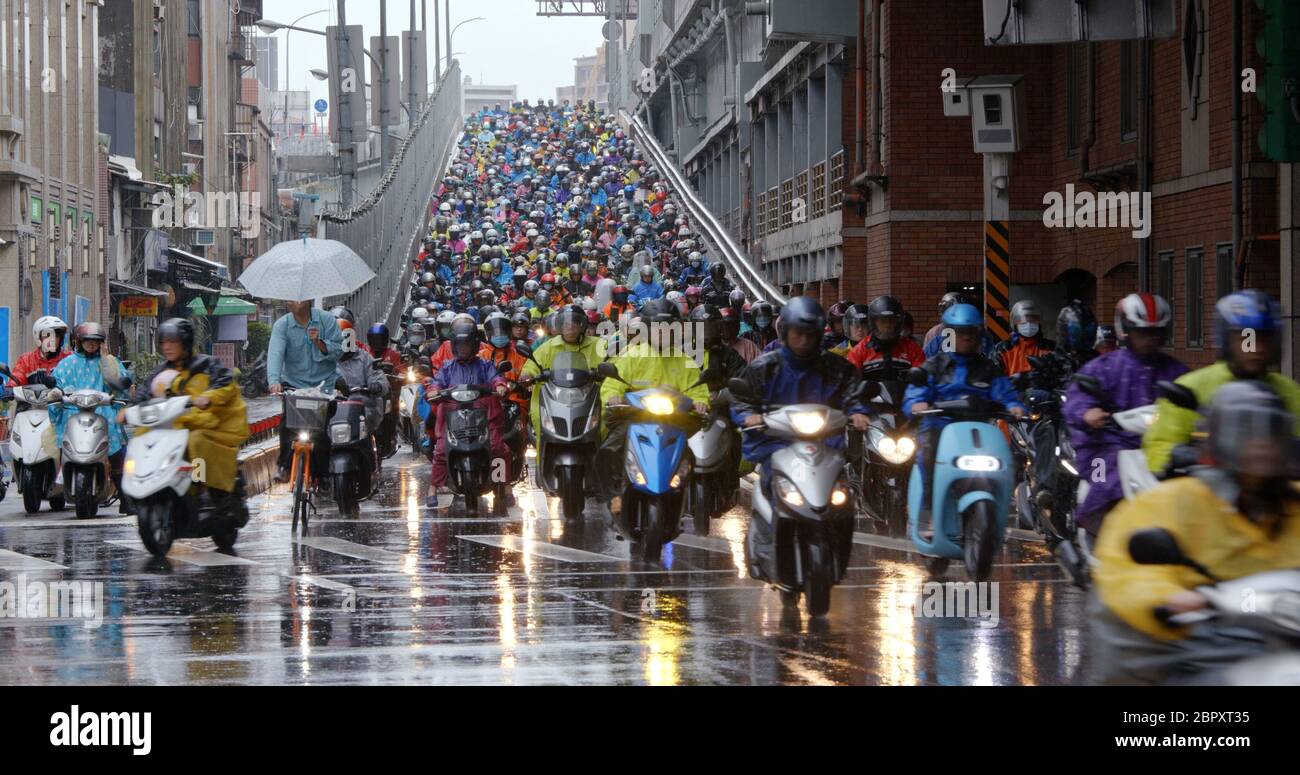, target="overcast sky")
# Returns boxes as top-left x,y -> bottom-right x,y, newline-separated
261,0 -> 609,109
